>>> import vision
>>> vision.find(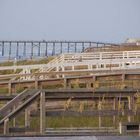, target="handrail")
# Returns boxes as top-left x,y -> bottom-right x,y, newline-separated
0,90 -> 39,116
0,50 -> 140,71
0,90 -> 41,124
